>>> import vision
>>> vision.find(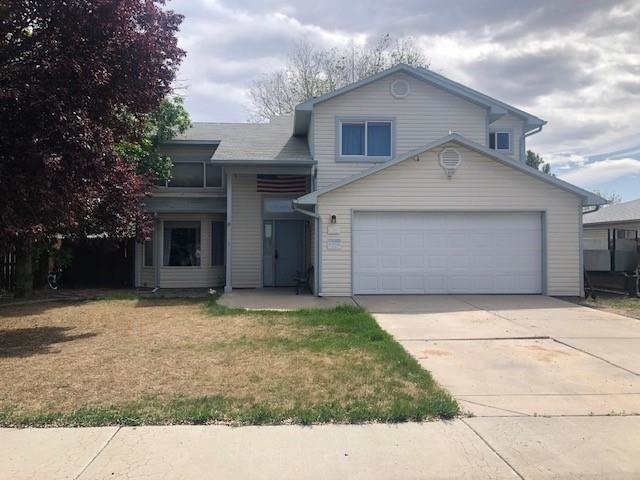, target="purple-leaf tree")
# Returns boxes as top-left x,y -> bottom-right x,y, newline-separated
0,0 -> 185,295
